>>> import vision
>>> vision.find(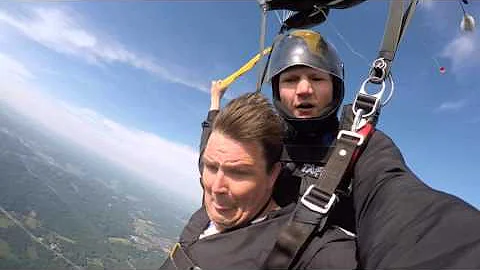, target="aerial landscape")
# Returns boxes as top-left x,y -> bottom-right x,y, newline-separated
0,105 -> 196,269
0,0 -> 479,268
